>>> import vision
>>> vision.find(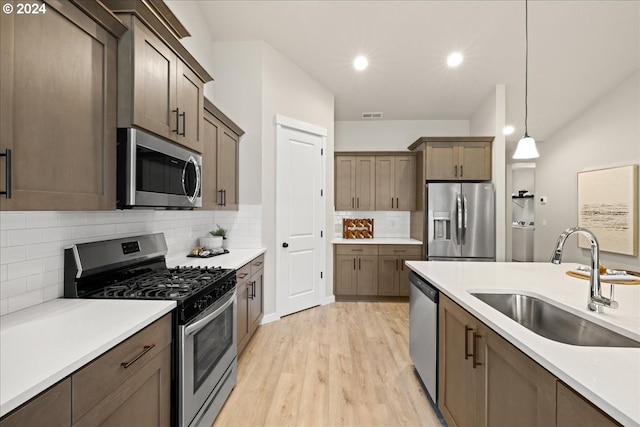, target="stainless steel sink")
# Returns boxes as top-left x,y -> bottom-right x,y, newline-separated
471,292 -> 640,348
